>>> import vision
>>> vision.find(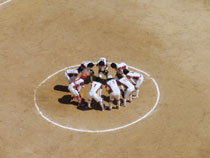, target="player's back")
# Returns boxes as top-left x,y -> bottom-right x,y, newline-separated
127,71 -> 141,80
107,79 -> 120,93
66,69 -> 78,77
90,81 -> 102,93
118,77 -> 134,89
117,62 -> 128,72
